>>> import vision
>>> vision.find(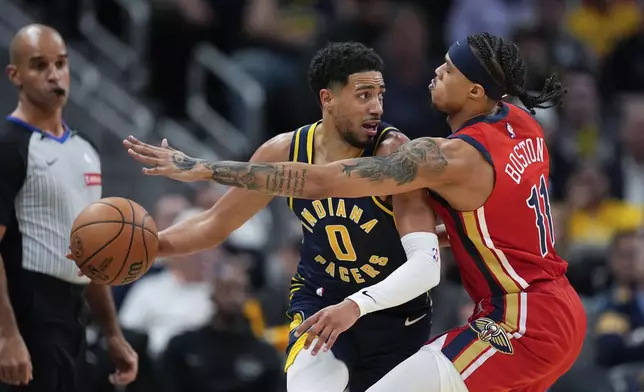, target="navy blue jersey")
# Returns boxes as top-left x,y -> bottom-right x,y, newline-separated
287,121 -> 430,315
